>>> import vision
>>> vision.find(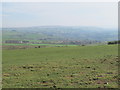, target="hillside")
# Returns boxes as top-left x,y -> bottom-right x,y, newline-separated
2,26 -> 118,43
2,45 -> 118,88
